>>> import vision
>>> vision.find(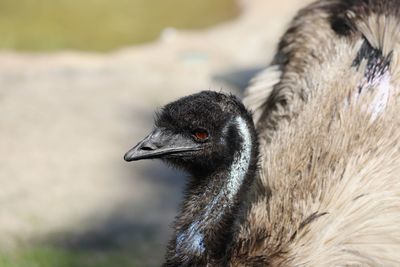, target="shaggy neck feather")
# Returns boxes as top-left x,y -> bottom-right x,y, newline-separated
165,116 -> 256,266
